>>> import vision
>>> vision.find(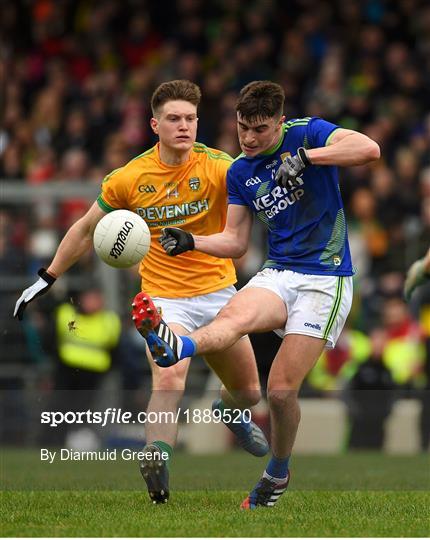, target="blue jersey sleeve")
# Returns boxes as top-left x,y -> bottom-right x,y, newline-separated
307,117 -> 340,148
227,166 -> 248,206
